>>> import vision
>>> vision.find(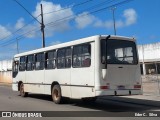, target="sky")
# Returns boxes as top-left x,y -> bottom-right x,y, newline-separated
0,0 -> 160,60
